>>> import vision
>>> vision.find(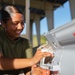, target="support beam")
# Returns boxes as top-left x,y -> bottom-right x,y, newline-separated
34,15 -> 41,46
30,1 -> 62,10
69,0 -> 75,19
45,10 -> 54,31
30,13 -> 45,21
22,11 -> 45,24
30,20 -> 33,47
26,0 -> 30,40
2,0 -> 61,10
